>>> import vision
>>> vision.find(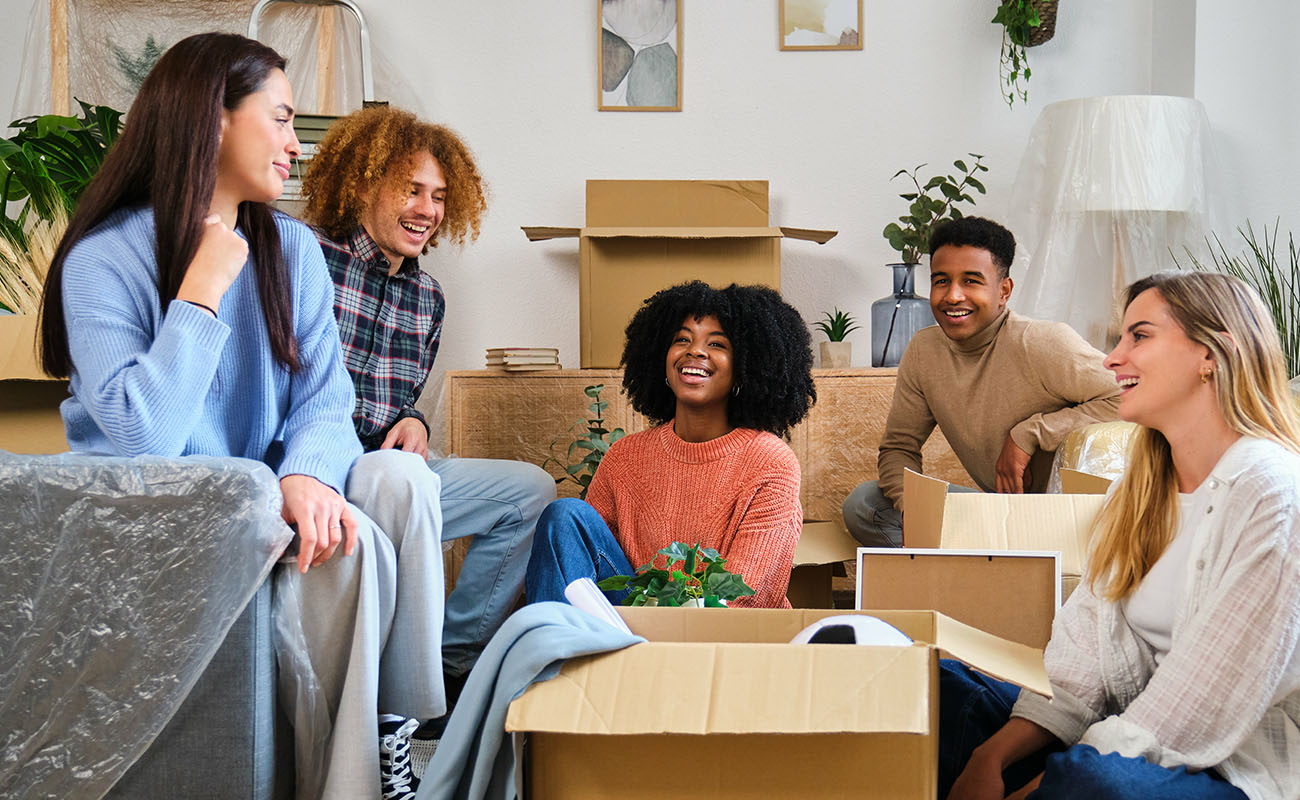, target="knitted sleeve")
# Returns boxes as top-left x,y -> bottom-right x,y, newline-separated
877,337 -> 937,508
274,219 -> 363,494
724,437 -> 802,609
1008,322 -> 1121,455
62,213 -> 230,457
